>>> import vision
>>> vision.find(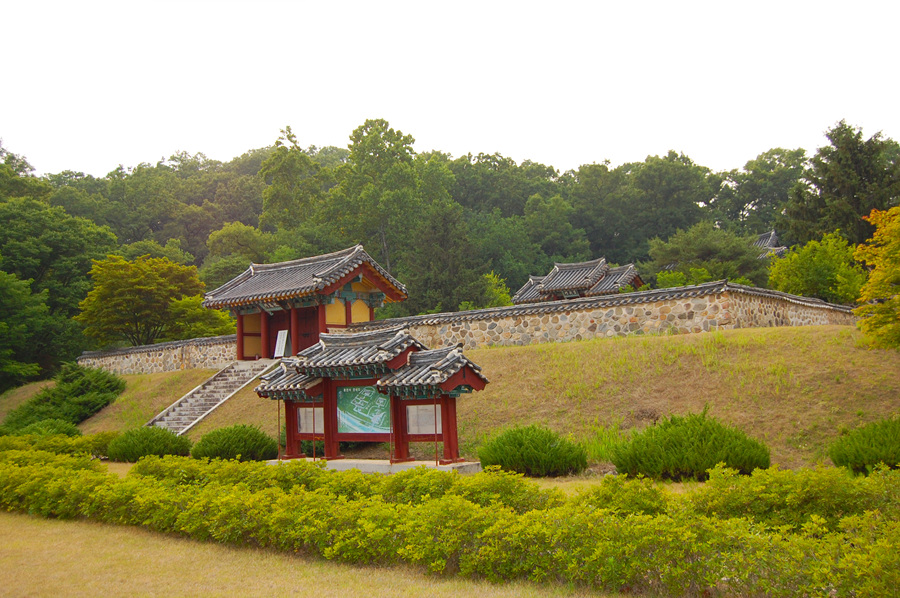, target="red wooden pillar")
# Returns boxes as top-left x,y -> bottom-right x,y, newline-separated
391,396 -> 412,462
260,311 -> 270,359
440,396 -> 462,464
235,313 -> 244,360
317,303 -> 327,337
322,379 -> 342,460
369,304 -> 375,321
344,297 -> 353,325
283,400 -> 300,458
290,307 -> 300,356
